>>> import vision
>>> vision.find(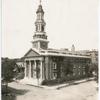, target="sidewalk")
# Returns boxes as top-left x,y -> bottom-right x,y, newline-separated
24,77 -> 96,90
